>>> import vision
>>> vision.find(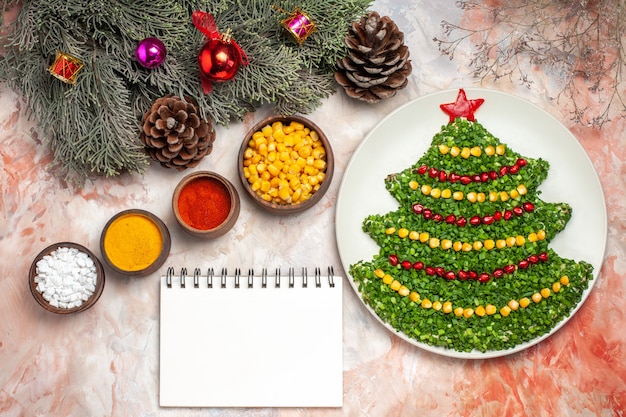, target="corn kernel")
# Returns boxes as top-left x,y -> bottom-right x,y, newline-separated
430,188 -> 441,199
500,191 -> 509,202
484,239 -> 495,250
453,241 -> 463,251
443,301 -> 453,314
441,189 -> 452,199
537,230 -> 547,240
475,305 -> 486,317
453,191 -> 464,201
463,308 -> 475,318
472,241 -> 483,251
517,184 -> 528,195
454,307 -> 464,317
509,189 -> 520,199
470,146 -> 481,157
505,237 -> 516,247
552,282 -> 561,293
398,228 -> 409,238
421,299 -> 433,309
409,180 -> 419,190
439,144 -> 450,154
461,147 -> 471,159
390,280 -> 402,291
421,184 -> 432,195
419,232 -> 429,243
519,297 -> 530,308
496,239 -> 507,249
484,145 -> 495,156
429,238 -> 440,248
540,288 -> 551,298
441,239 -> 453,250
467,192 -> 477,203
450,146 -> 460,157
398,286 -> 410,297
528,232 -> 538,242
432,300 -> 443,311
477,192 -> 486,203
461,242 -> 473,252
489,191 -> 499,202
560,276 -> 570,286
408,230 -> 420,241
374,269 -> 385,278
382,274 -> 393,285
409,292 -> 420,303
500,306 -> 511,317
496,144 -> 506,155
508,299 -> 519,311
515,235 -> 526,246
485,304 -> 497,315
532,292 -> 542,303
